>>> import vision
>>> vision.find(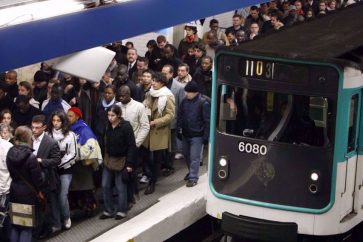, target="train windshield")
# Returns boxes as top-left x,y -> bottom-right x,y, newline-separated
217,85 -> 335,147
